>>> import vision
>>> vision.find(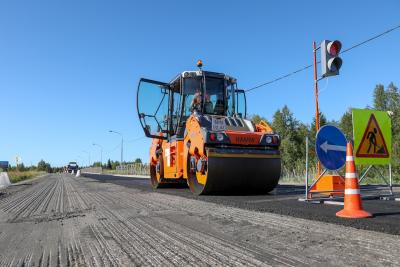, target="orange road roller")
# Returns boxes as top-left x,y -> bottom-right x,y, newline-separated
136,61 -> 281,195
